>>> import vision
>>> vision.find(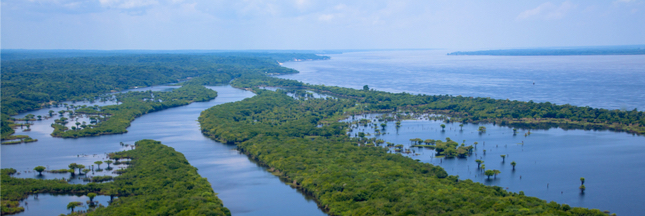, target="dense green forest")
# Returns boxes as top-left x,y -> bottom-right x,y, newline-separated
1,52 -> 327,140
199,89 -> 605,215
231,75 -> 645,135
447,45 -> 645,56
1,139 -> 230,215
51,84 -> 217,138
